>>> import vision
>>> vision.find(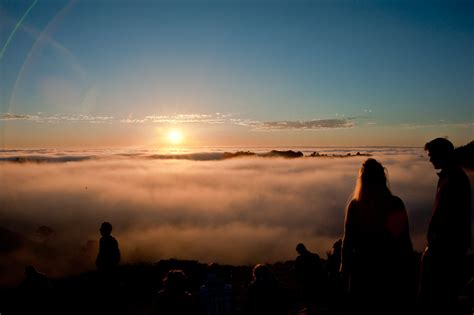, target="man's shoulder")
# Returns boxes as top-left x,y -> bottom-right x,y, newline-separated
101,235 -> 118,244
445,166 -> 470,186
